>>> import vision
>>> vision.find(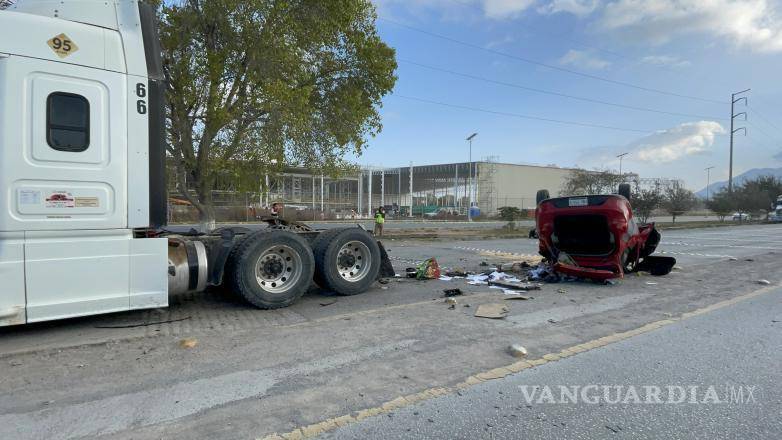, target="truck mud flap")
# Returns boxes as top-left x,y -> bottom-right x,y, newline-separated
377,241 -> 396,278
